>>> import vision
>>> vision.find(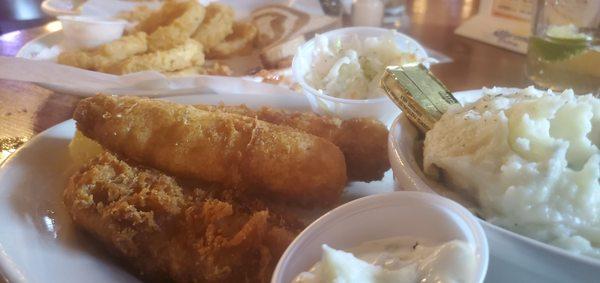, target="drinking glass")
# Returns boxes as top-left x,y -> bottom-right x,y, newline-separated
526,0 -> 600,94
383,0 -> 406,15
